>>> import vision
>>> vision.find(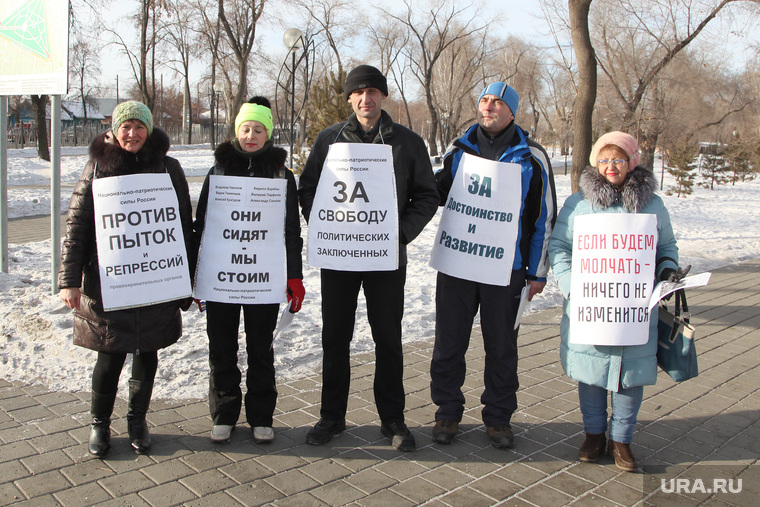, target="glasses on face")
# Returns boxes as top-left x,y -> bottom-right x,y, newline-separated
597,158 -> 627,168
